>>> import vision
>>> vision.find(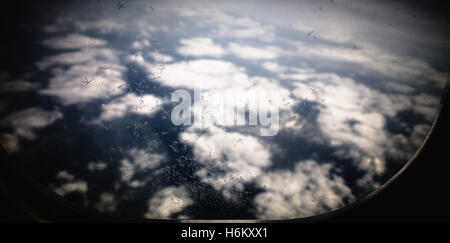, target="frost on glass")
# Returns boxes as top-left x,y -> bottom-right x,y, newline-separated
0,0 -> 448,220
